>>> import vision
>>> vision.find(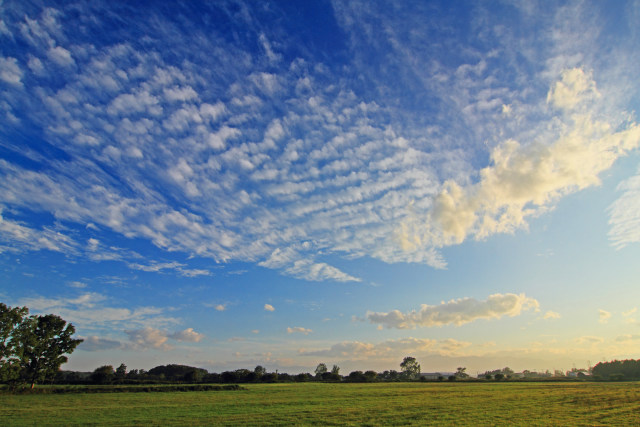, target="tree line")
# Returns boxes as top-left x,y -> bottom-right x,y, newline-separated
57,357 -> 422,385
591,359 -> 640,381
